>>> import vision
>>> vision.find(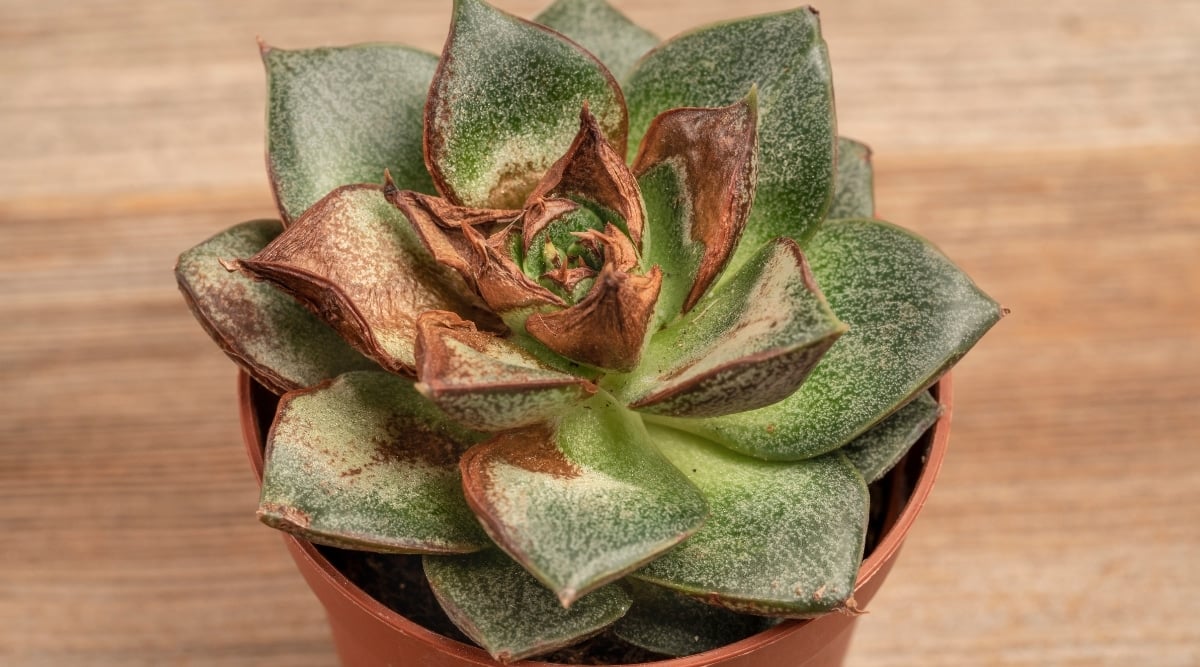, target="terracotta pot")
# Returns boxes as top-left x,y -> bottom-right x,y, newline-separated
238,371 -> 954,667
